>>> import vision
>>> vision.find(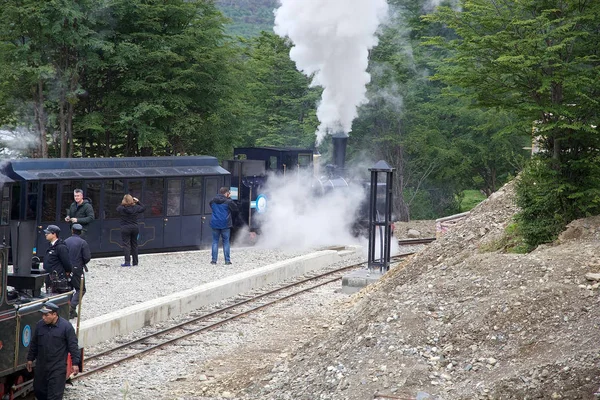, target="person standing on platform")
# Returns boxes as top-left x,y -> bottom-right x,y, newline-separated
116,194 -> 146,267
209,187 -> 238,265
27,302 -> 80,400
42,225 -> 72,295
64,224 -> 91,319
65,189 -> 95,237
